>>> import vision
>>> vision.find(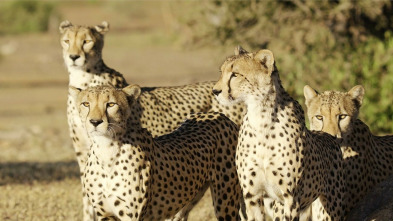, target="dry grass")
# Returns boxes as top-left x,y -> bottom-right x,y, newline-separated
1,179 -> 82,221
0,2 -> 228,220
0,160 -> 215,220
